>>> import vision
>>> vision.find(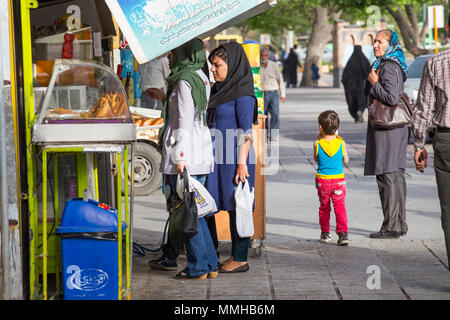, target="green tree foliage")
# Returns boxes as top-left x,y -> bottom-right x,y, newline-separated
349,0 -> 448,56
243,0 -> 314,37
